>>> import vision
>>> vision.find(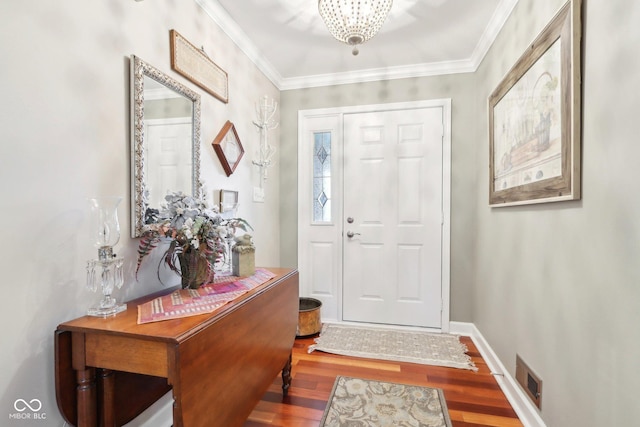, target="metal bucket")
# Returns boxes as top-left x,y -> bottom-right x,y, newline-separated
297,297 -> 322,337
